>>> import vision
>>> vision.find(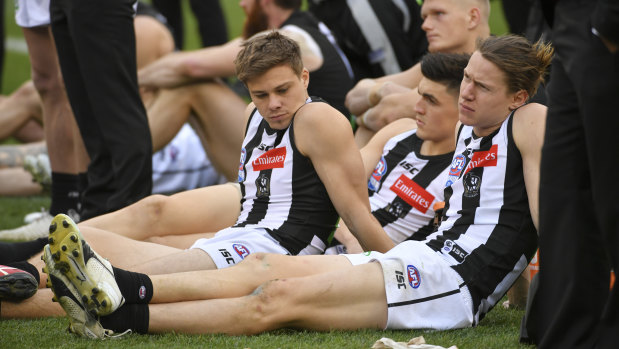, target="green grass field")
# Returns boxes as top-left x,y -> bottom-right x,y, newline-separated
0,1 -> 532,348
